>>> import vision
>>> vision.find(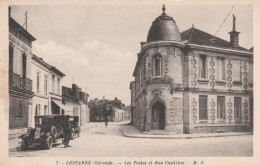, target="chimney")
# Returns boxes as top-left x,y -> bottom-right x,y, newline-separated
8,6 -> 11,18
229,14 -> 240,48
